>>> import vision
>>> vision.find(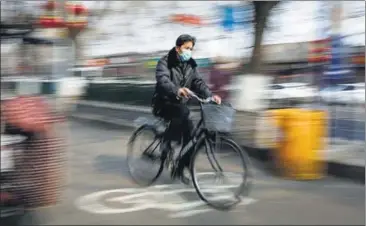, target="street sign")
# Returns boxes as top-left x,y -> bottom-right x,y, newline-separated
233,4 -> 253,30
326,35 -> 351,83
220,4 -> 253,31
221,5 -> 234,32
